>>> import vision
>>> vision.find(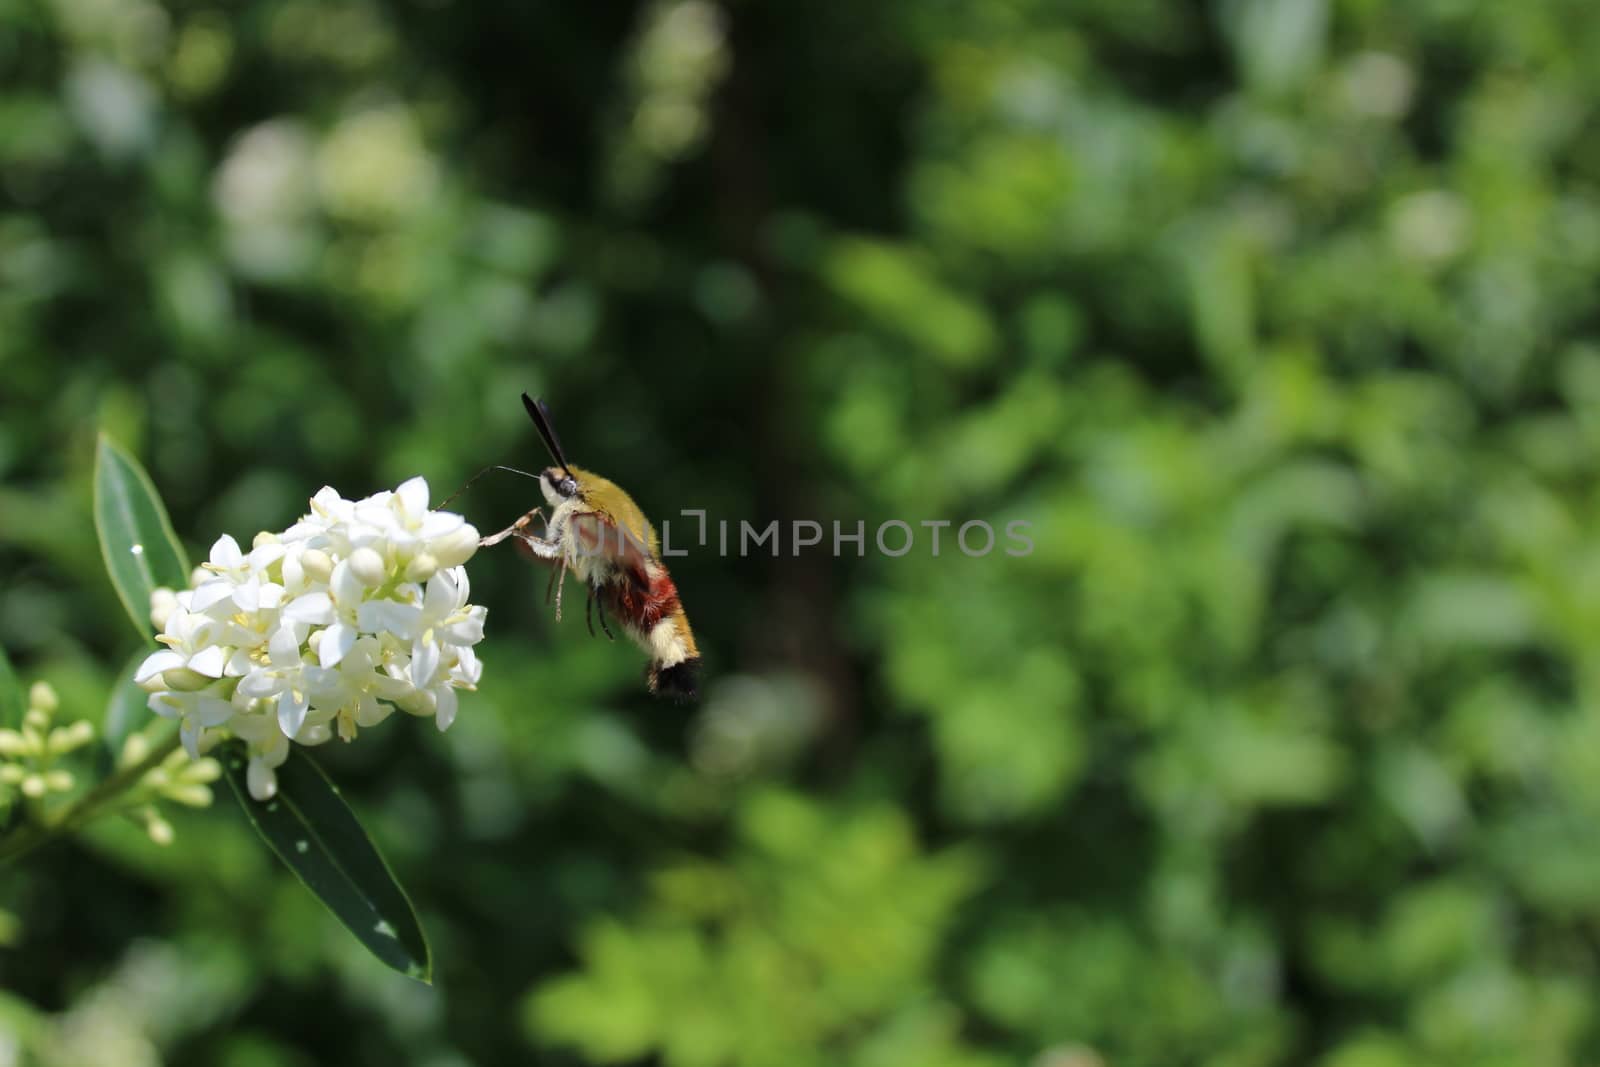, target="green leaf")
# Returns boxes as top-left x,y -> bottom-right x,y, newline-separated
0,645 -> 22,730
93,434 -> 190,640
218,741 -> 432,982
99,649 -> 153,774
